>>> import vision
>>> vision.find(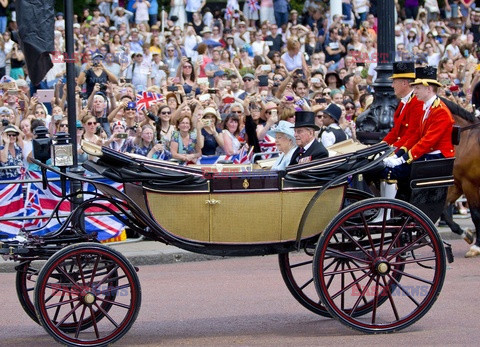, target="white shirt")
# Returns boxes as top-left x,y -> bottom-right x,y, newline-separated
422,95 -> 437,122
320,123 -> 342,148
